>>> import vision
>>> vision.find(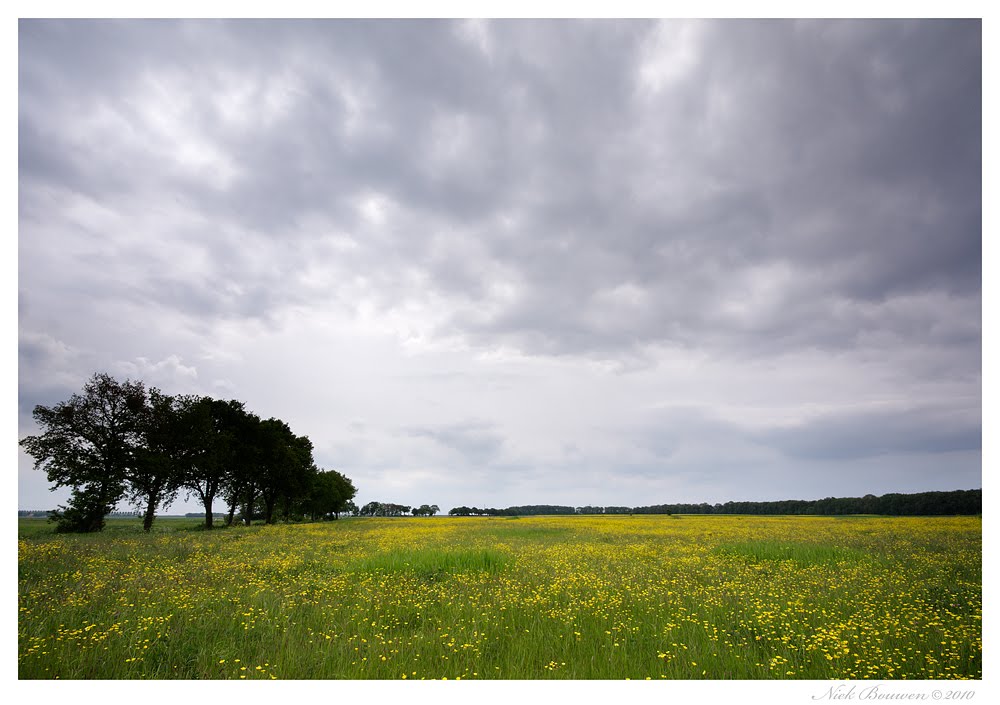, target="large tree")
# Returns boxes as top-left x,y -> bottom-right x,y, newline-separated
248,419 -> 313,524
128,389 -> 189,532
21,373 -> 359,531
218,409 -> 264,526
19,373 -> 147,532
178,396 -> 248,529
